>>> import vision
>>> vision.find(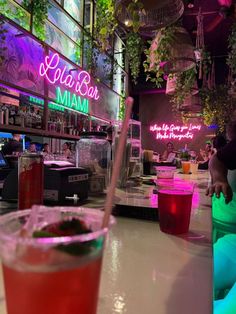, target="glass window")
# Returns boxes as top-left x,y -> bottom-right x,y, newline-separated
113,65 -> 127,96
93,50 -> 112,88
84,0 -> 93,34
114,34 -> 125,69
48,1 -> 81,43
45,21 -> 82,66
0,0 -> 30,31
64,0 -> 83,24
